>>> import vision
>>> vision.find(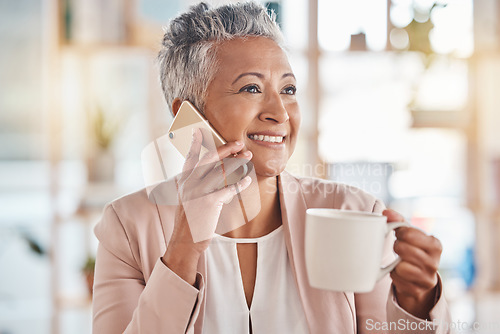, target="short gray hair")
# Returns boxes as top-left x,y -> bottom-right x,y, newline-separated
158,1 -> 284,115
